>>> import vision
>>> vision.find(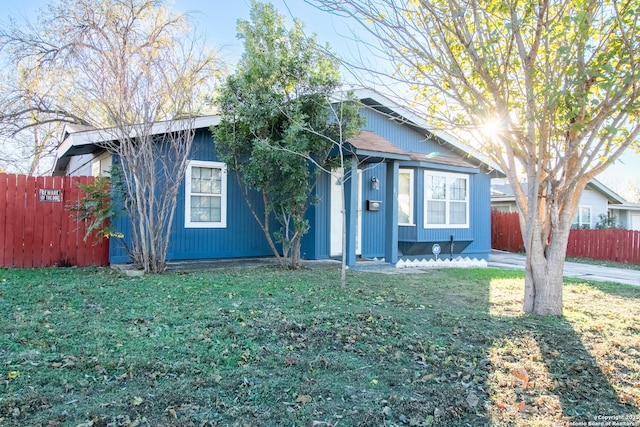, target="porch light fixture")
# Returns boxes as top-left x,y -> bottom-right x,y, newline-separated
371,176 -> 380,190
